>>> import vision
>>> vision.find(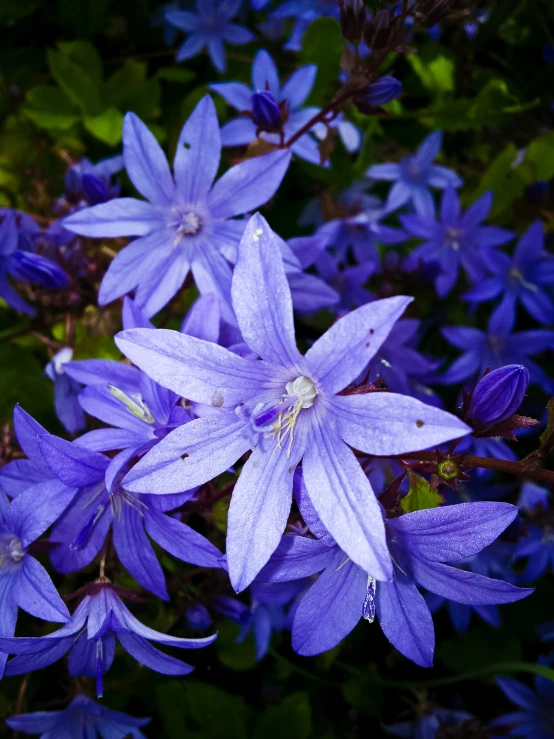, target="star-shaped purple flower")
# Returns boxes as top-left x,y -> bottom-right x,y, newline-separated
367,131 -> 463,216
44,347 -> 86,435
492,662 -> 554,739
63,95 -> 291,320
115,212 -> 469,592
